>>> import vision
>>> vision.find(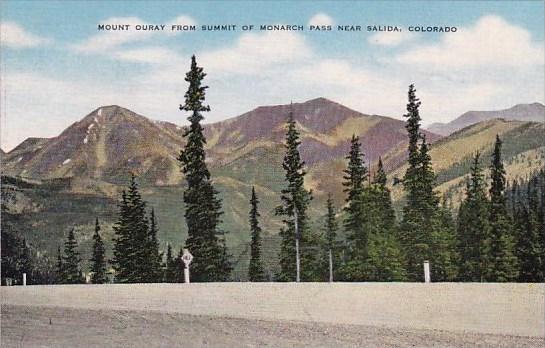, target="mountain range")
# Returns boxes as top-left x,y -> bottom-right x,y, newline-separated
2,98 -> 544,279
426,102 -> 544,136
